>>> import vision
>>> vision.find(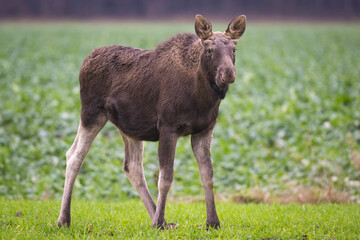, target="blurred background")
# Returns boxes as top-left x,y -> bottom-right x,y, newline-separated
1,0 -> 360,21
0,0 -> 359,204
